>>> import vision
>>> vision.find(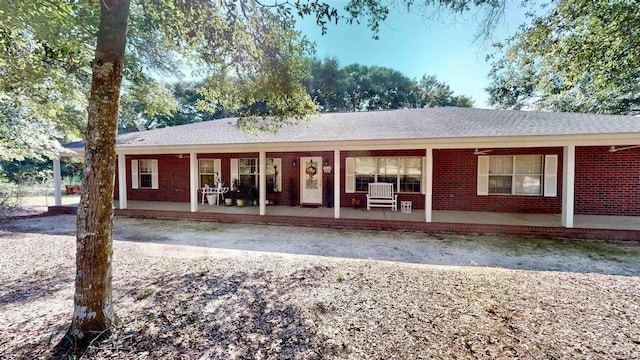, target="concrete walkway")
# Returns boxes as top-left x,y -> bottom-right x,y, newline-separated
115,200 -> 640,231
